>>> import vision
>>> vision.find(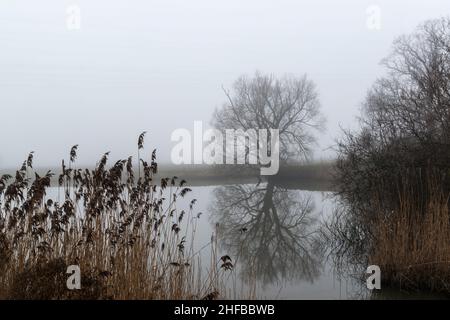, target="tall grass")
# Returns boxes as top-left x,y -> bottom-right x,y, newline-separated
0,134 -> 231,300
370,178 -> 450,293
324,173 -> 450,295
